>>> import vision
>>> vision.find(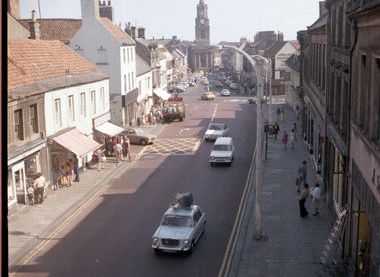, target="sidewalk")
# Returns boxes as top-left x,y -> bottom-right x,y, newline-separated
229,104 -> 346,277
8,124 -> 163,269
